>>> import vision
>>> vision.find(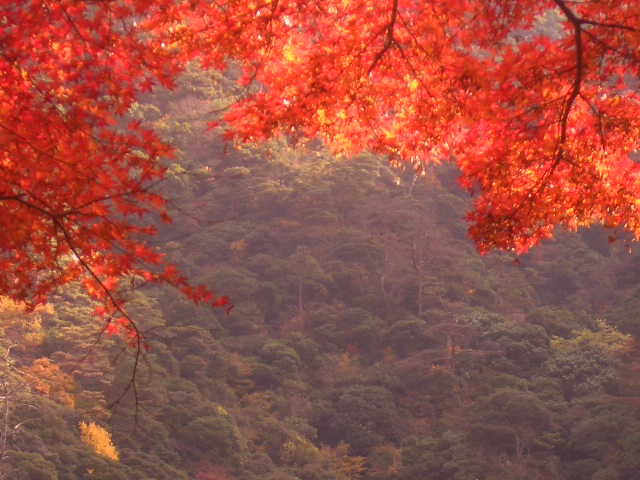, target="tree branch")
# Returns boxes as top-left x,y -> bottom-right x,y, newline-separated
553,0 -> 583,153
367,0 -> 399,74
